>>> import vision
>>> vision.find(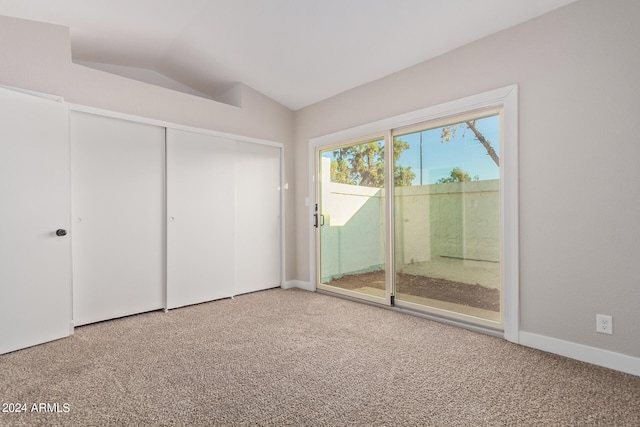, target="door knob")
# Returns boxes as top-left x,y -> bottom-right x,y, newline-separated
56,229 -> 67,237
